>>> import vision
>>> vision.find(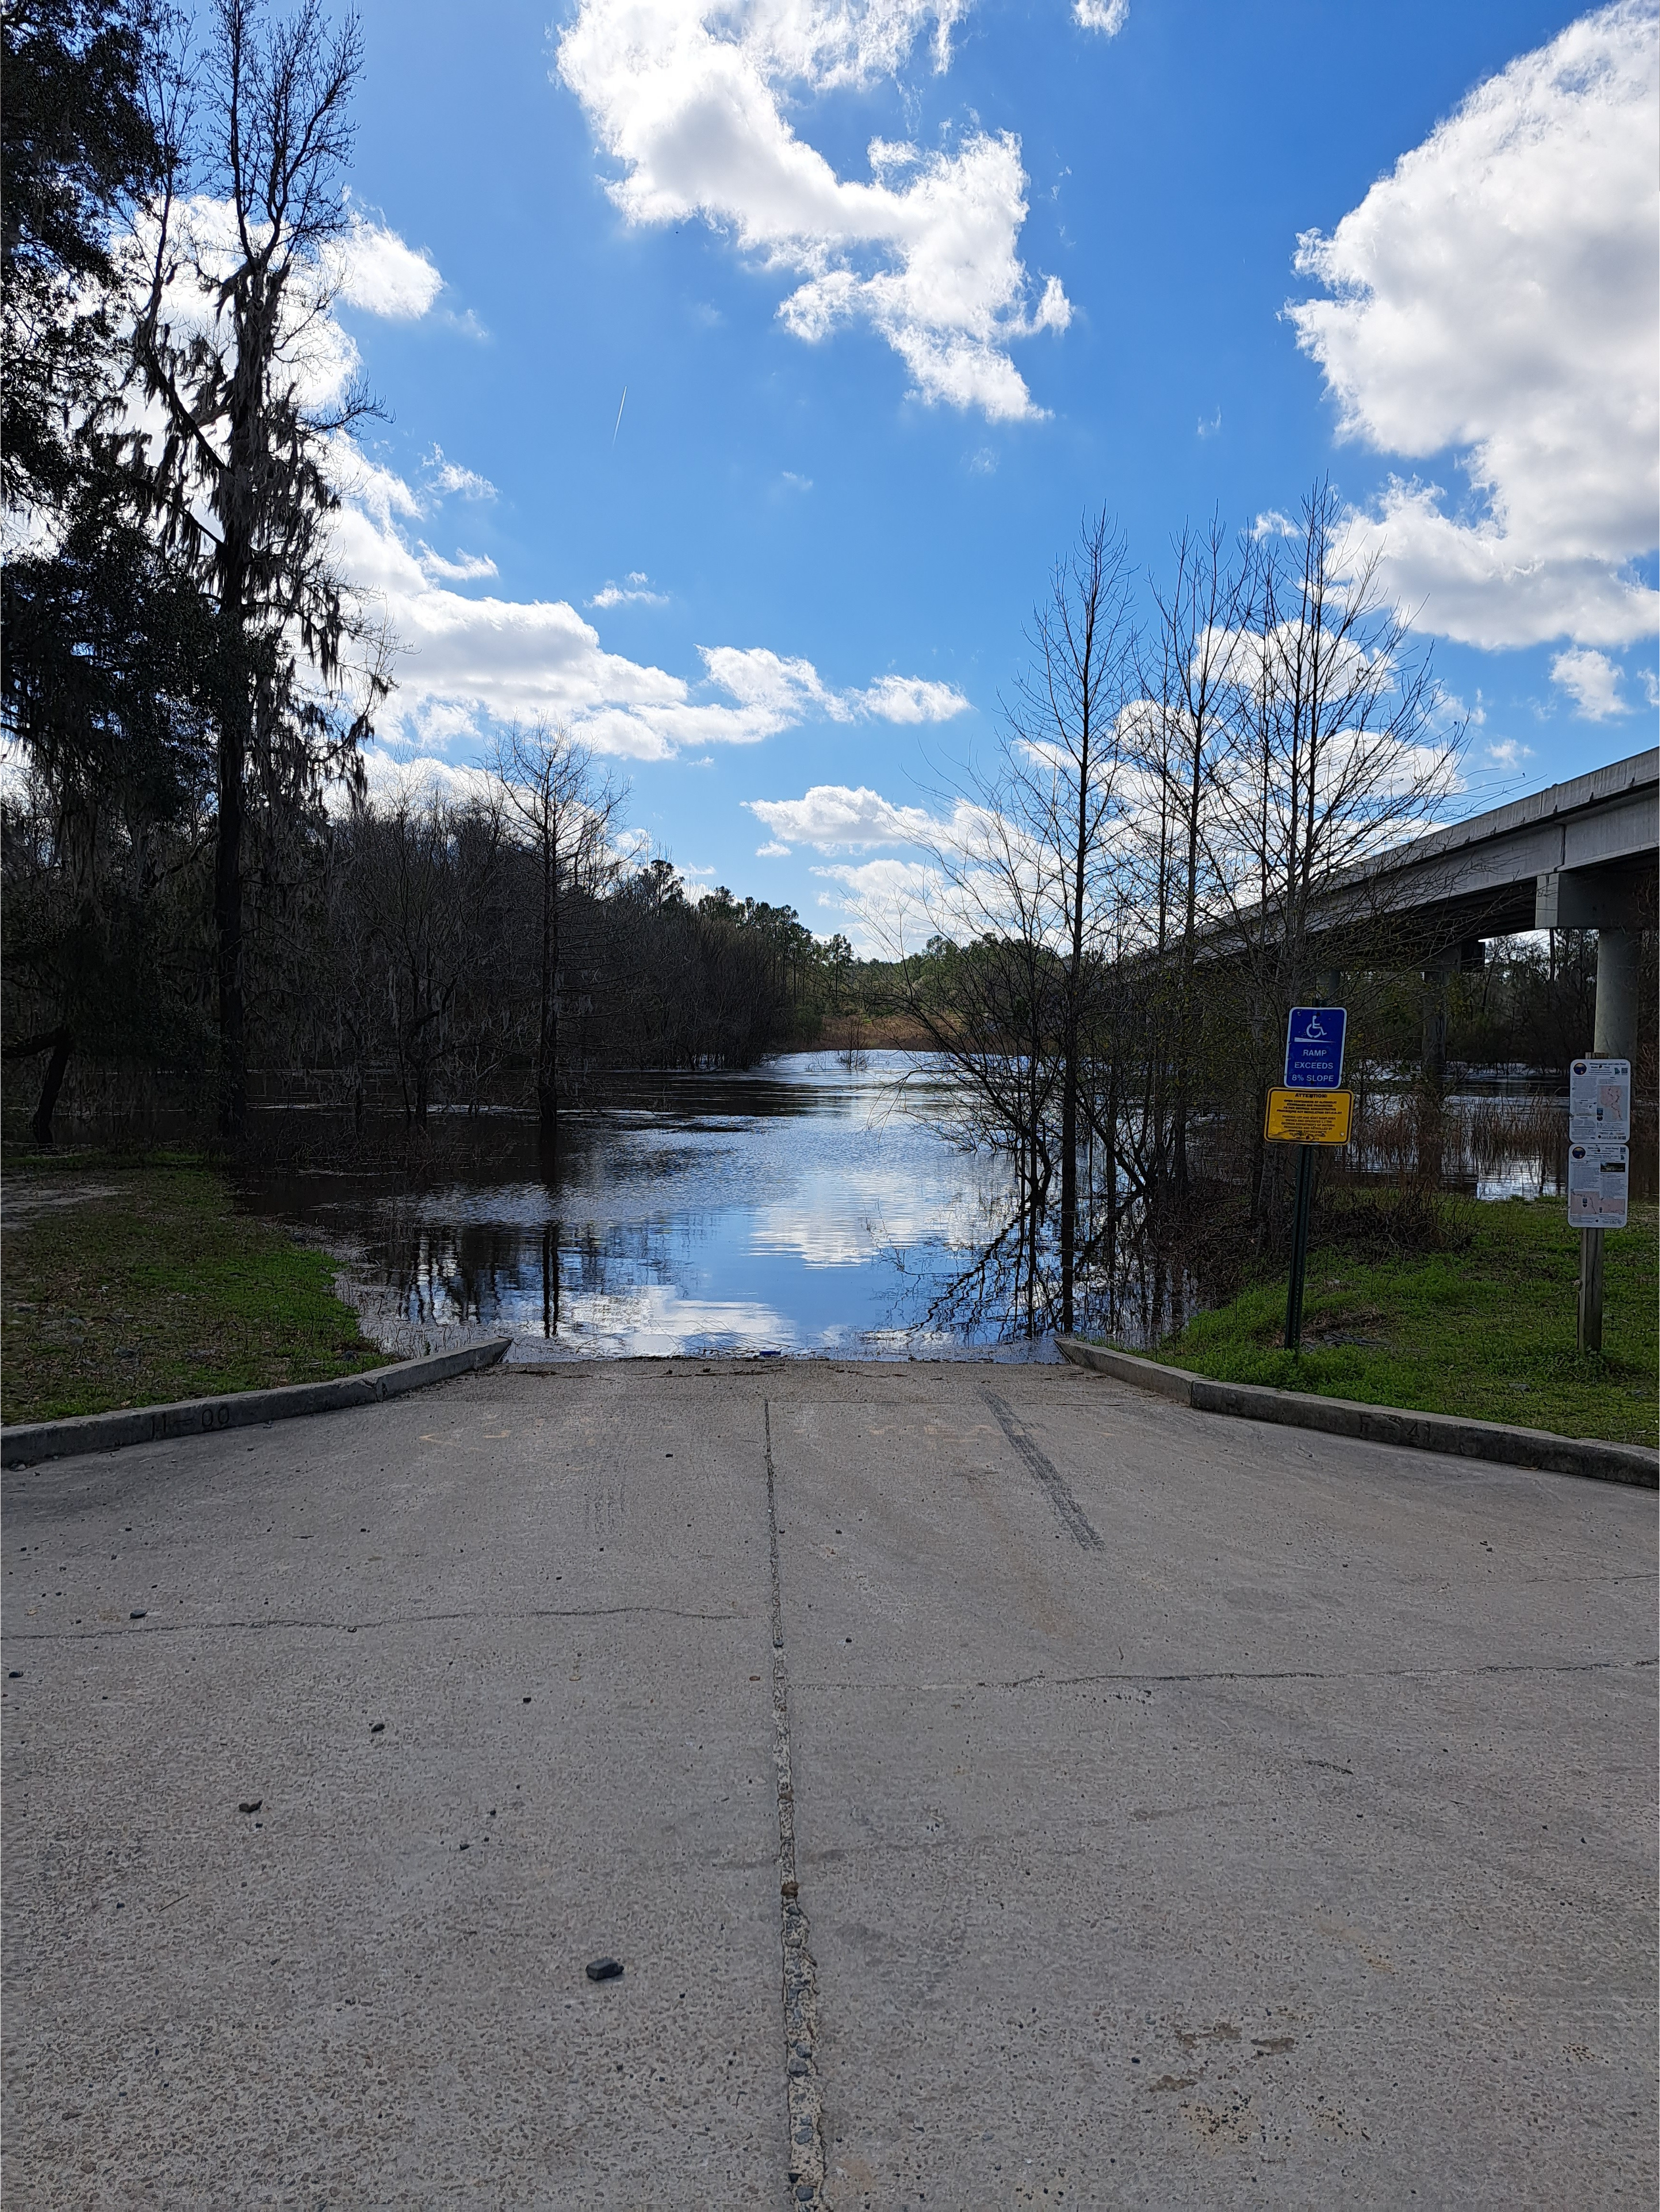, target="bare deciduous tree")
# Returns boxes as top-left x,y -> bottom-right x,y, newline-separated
1133,512 -> 1255,1198
492,723 -> 625,1140
1201,481 -> 1463,1224
132,0 -> 384,1135
1004,511 -> 1137,1330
